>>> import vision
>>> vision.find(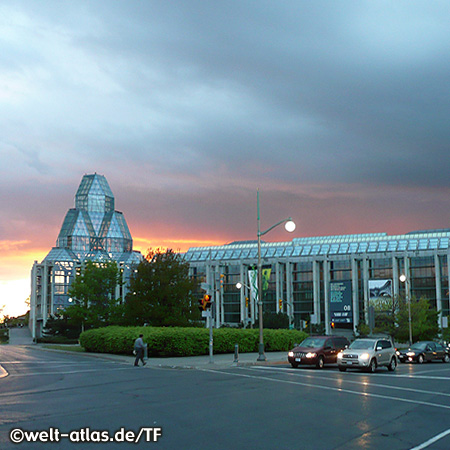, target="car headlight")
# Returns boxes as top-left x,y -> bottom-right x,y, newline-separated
288,351 -> 294,357
396,351 -> 400,356
360,353 -> 370,360
406,352 -> 415,357
337,352 -> 343,359
305,352 -> 317,358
